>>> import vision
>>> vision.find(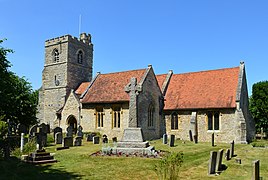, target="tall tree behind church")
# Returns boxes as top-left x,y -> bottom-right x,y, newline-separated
249,81 -> 268,134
